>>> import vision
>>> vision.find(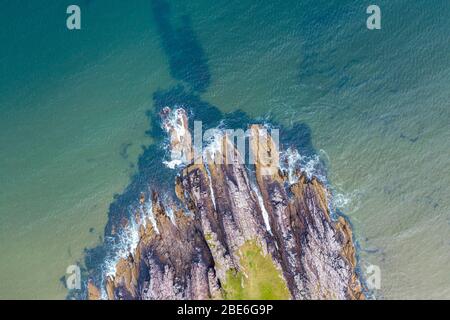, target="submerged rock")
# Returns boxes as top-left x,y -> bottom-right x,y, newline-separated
88,108 -> 364,300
